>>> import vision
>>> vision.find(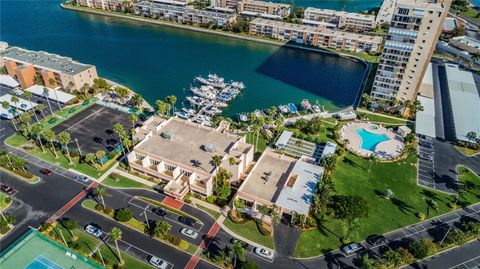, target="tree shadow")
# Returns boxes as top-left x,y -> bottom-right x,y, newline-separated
421,190 -> 440,202
390,198 -> 415,215
343,157 -> 359,168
